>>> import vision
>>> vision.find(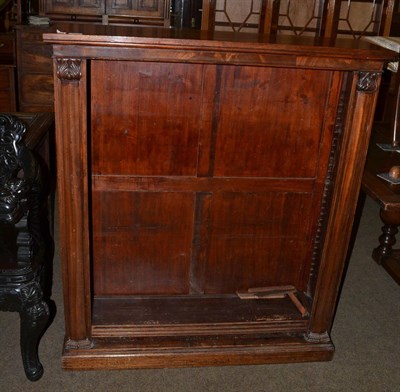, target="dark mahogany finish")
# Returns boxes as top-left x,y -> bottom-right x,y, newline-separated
43,27 -> 393,370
